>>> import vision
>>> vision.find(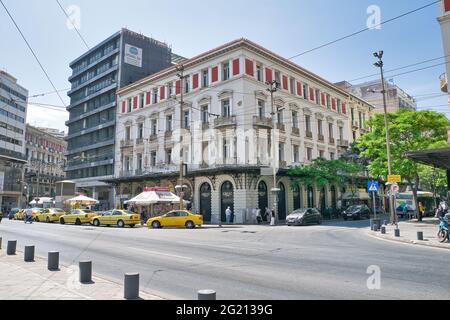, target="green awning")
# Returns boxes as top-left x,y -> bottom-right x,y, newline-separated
404,147 -> 450,170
